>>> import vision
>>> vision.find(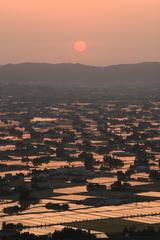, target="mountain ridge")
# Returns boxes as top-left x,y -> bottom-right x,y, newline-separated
0,62 -> 160,88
